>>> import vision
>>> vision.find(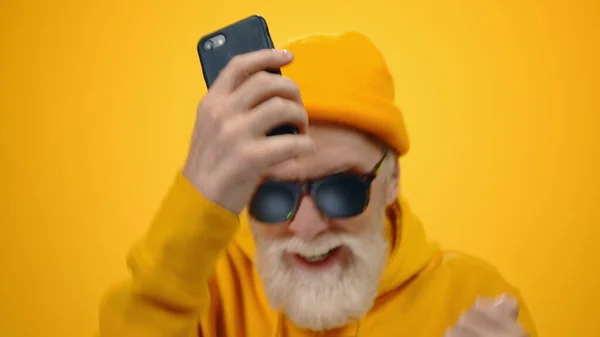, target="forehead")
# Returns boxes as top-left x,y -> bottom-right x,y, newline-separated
265,123 -> 384,181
